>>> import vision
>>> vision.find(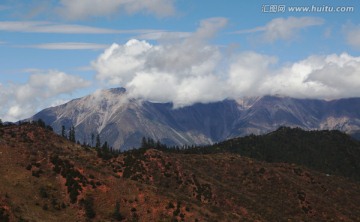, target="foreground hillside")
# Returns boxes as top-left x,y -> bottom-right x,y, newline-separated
0,124 -> 360,221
